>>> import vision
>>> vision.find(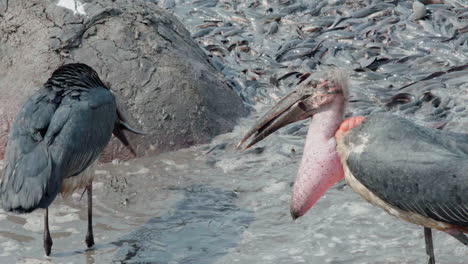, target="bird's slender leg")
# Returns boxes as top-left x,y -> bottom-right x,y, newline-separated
424,227 -> 435,264
43,208 -> 53,256
85,182 -> 95,248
